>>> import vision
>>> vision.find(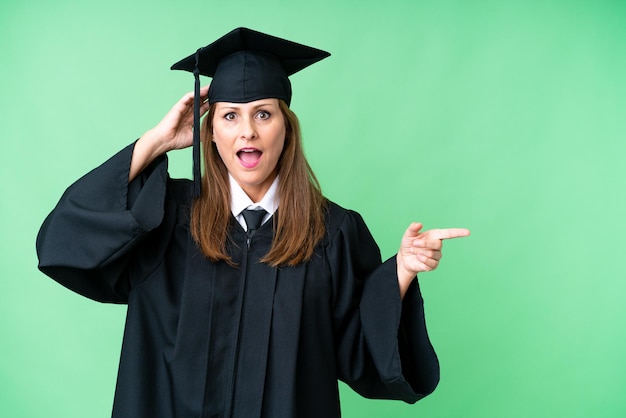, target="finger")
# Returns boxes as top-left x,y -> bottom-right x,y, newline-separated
415,249 -> 442,261
172,94 -> 196,116
416,253 -> 439,270
180,93 -> 210,119
426,228 -> 470,241
181,86 -> 210,105
182,90 -> 196,102
199,100 -> 211,116
413,239 -> 443,251
404,257 -> 430,274
403,223 -> 423,241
